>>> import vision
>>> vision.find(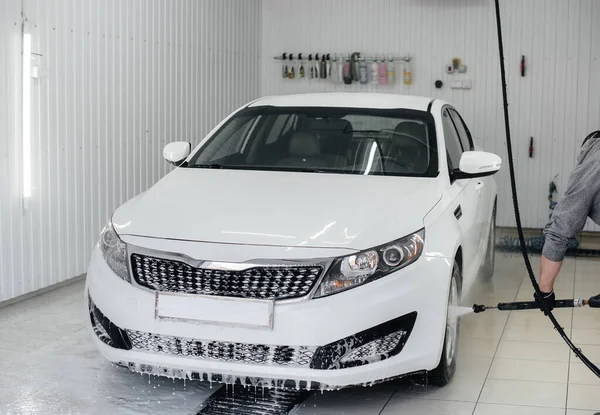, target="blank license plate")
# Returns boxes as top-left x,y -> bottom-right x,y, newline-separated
155,291 -> 274,329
